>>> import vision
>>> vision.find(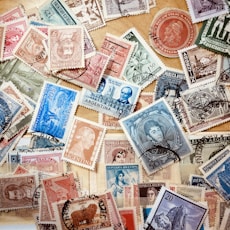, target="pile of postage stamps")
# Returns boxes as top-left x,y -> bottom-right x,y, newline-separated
0,0 -> 230,229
